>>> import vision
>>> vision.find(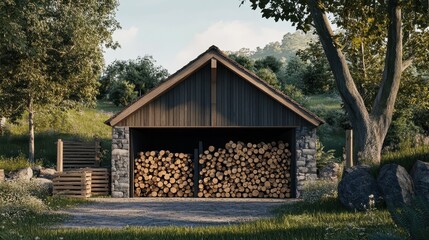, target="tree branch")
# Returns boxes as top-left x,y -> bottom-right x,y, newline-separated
307,0 -> 370,126
371,0 -> 402,132
402,56 -> 414,72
